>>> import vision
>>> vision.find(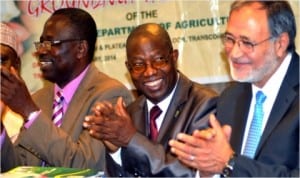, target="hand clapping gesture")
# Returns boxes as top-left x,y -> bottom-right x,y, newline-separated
169,114 -> 235,176
83,97 -> 137,152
